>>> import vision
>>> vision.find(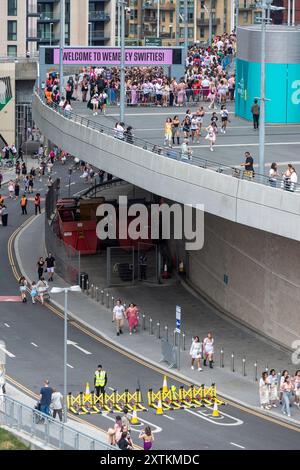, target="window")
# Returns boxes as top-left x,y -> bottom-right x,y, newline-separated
201,0 -> 205,8
7,0 -> 17,16
130,24 -> 137,35
162,11 -> 166,22
7,20 -> 17,40
243,12 -> 248,23
188,27 -> 193,38
200,27 -> 205,38
7,45 -> 17,56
